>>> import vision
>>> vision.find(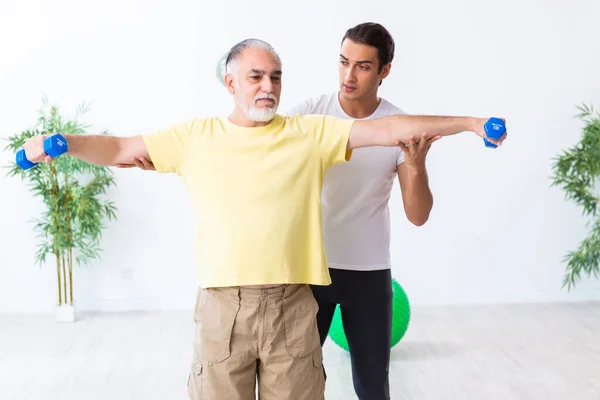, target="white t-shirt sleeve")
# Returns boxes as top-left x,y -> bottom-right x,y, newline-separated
282,98 -> 314,117
396,148 -> 405,165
